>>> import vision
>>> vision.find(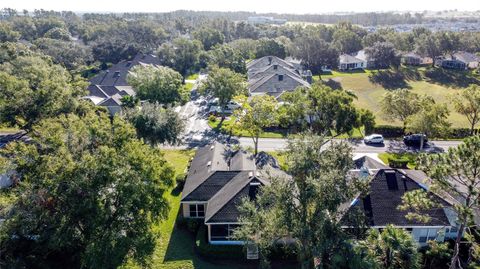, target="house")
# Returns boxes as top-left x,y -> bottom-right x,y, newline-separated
181,142 -> 285,245
435,55 -> 467,70
84,53 -> 162,115
338,54 -> 366,71
453,51 -> 480,69
247,56 -> 311,99
342,167 -> 458,245
401,52 -> 423,66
